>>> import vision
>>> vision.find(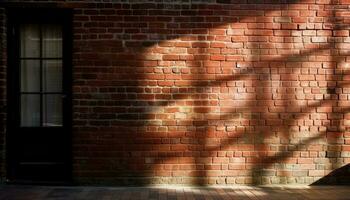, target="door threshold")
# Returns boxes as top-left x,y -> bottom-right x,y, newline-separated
6,179 -> 73,186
